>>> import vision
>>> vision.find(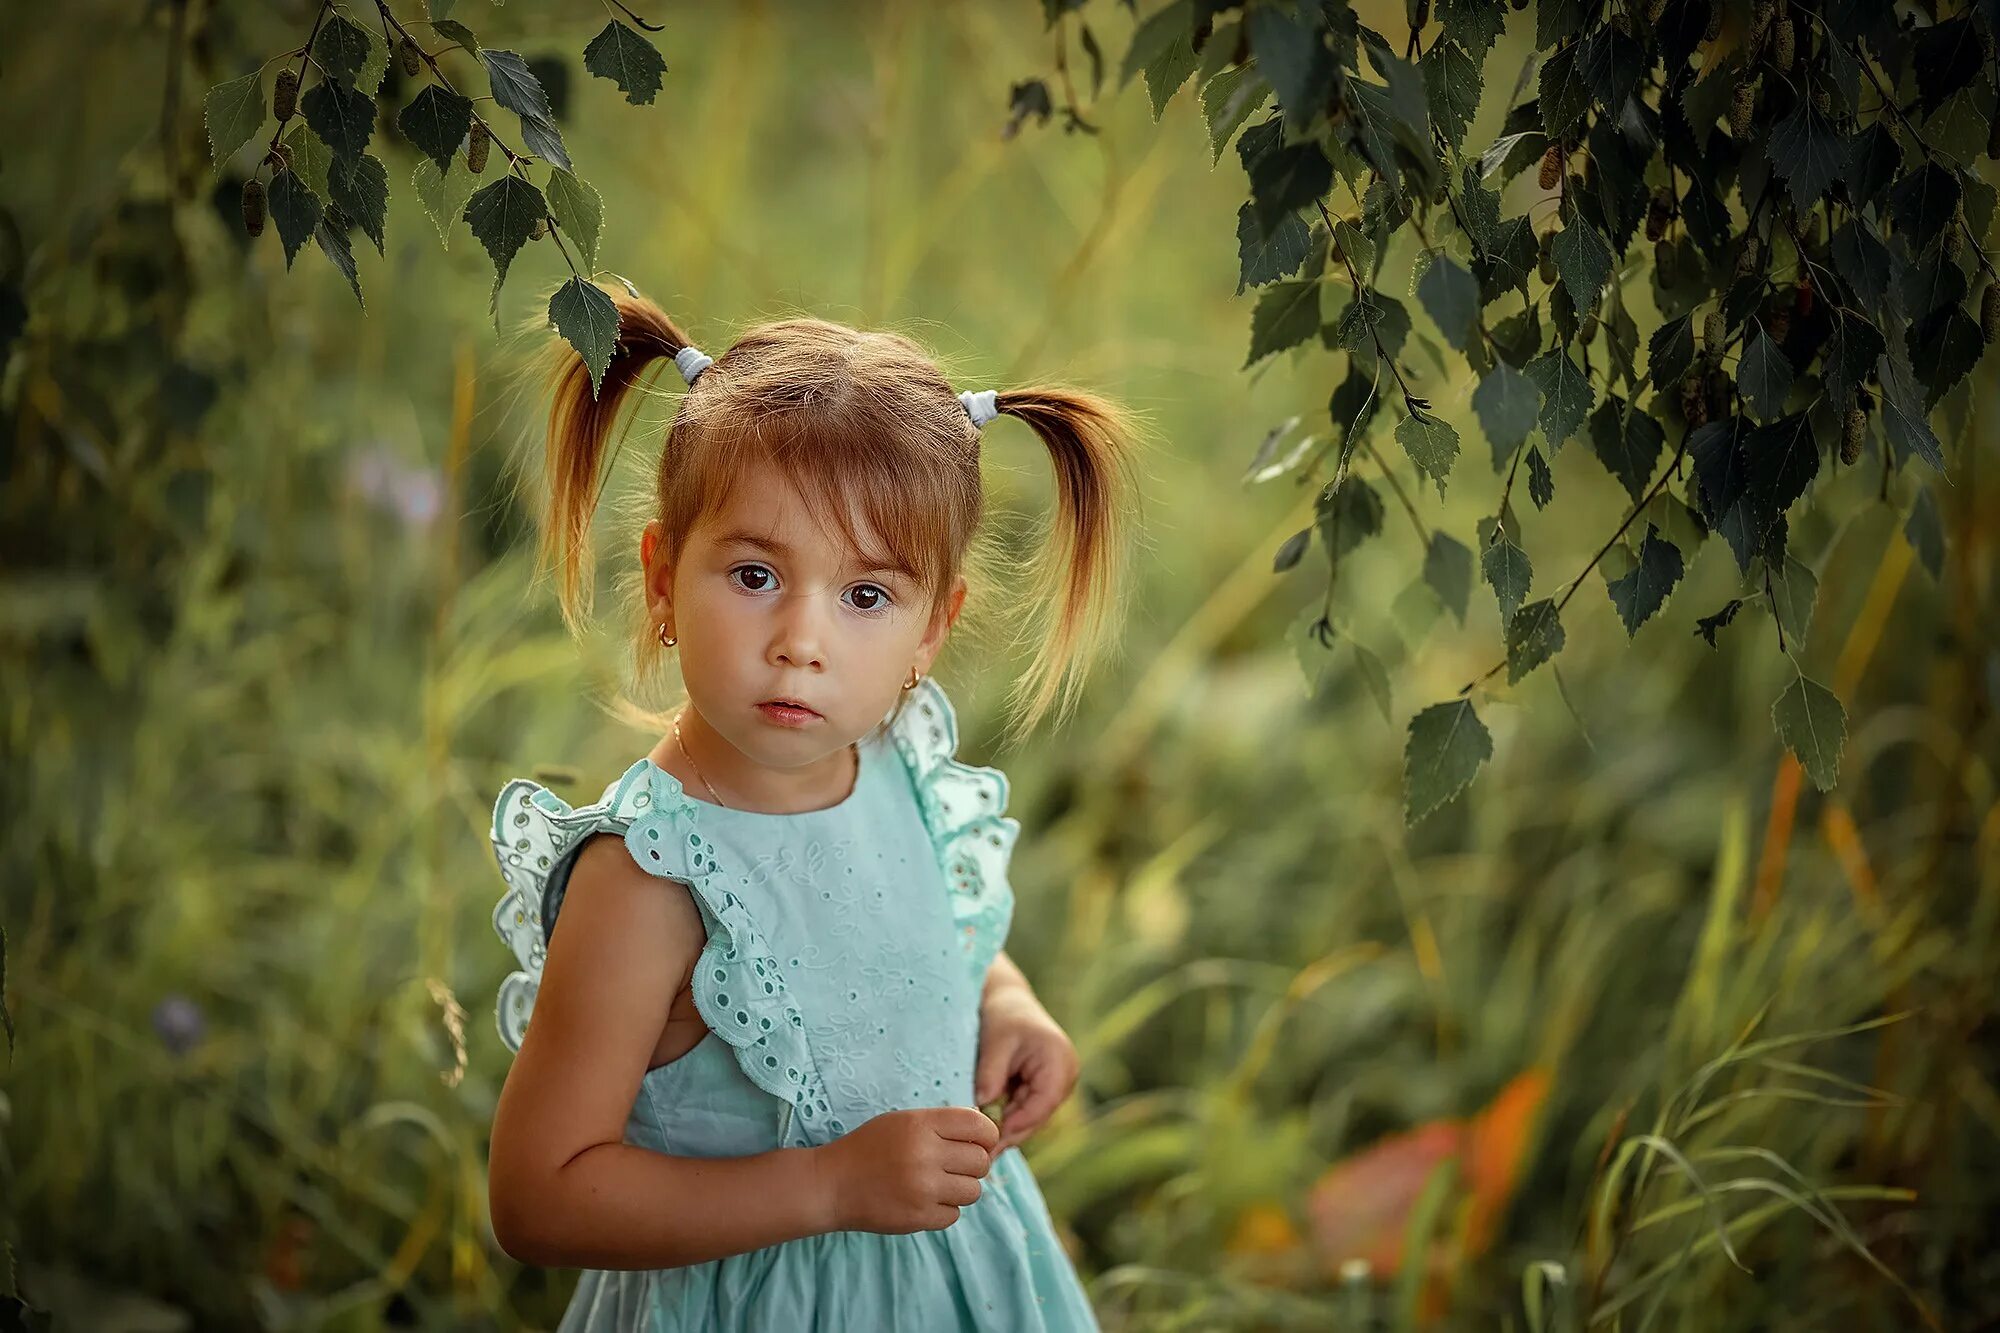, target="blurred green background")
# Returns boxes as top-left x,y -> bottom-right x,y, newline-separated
3,0 -> 1997,1330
